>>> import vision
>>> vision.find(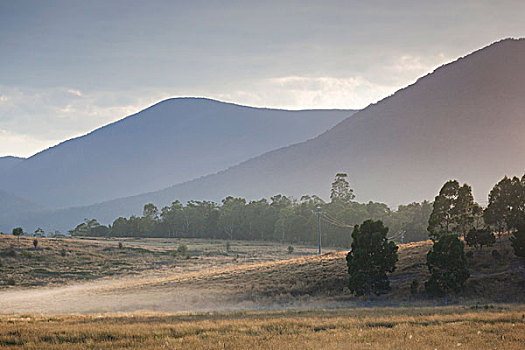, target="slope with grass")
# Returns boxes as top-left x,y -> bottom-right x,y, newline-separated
0,235 -> 523,314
